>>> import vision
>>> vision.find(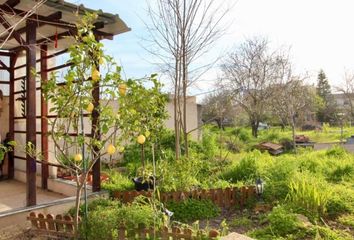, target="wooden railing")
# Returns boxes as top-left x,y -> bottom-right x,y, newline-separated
113,186 -> 256,208
27,212 -> 219,239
